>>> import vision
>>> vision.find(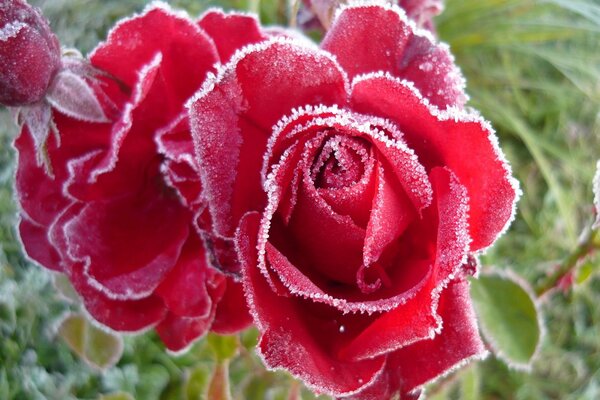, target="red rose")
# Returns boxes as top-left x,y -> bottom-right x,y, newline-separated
14,4 -> 263,352
189,2 -> 518,398
0,0 -> 61,106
